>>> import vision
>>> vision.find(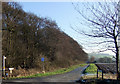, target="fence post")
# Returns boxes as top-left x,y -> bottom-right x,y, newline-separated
102,70 -> 103,79
97,69 -> 98,78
